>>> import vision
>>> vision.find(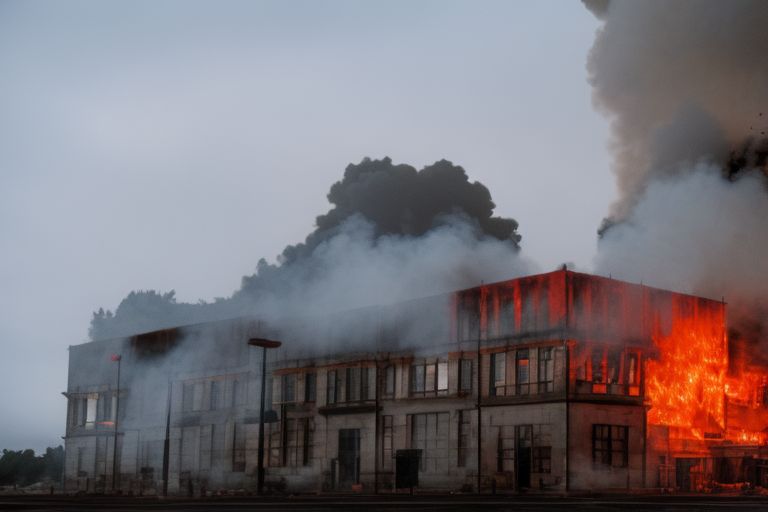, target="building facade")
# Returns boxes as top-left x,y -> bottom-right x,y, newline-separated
62,270 -> 768,495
